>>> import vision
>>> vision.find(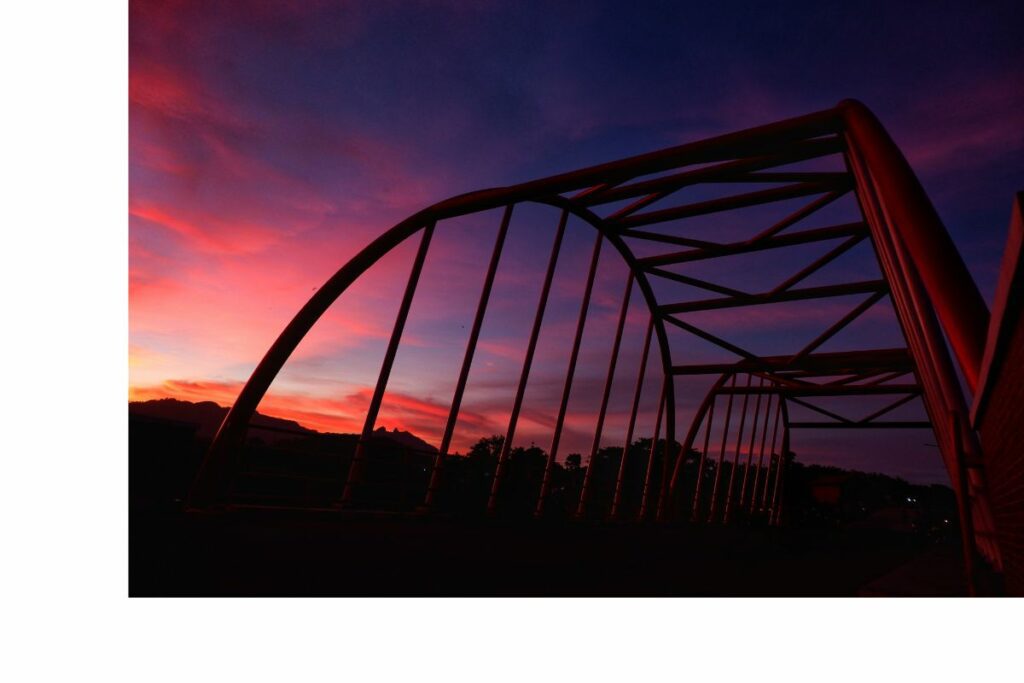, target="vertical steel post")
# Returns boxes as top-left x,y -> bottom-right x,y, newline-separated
723,374 -> 753,523
638,379 -> 667,521
342,222 -> 436,506
707,375 -> 738,522
691,394 -> 717,521
487,210 -> 569,514
609,316 -> 654,520
655,400 -> 677,523
422,207 -> 513,509
667,373 -> 732,511
759,391 -> 783,513
738,376 -> 765,511
768,399 -> 790,525
576,272 -> 635,517
750,388 -> 777,513
535,232 -> 604,516
769,427 -> 788,526
951,411 -> 978,596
